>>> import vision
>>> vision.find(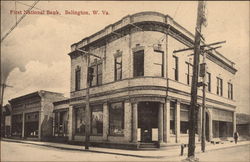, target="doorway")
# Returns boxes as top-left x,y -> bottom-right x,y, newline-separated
138,102 -> 159,143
